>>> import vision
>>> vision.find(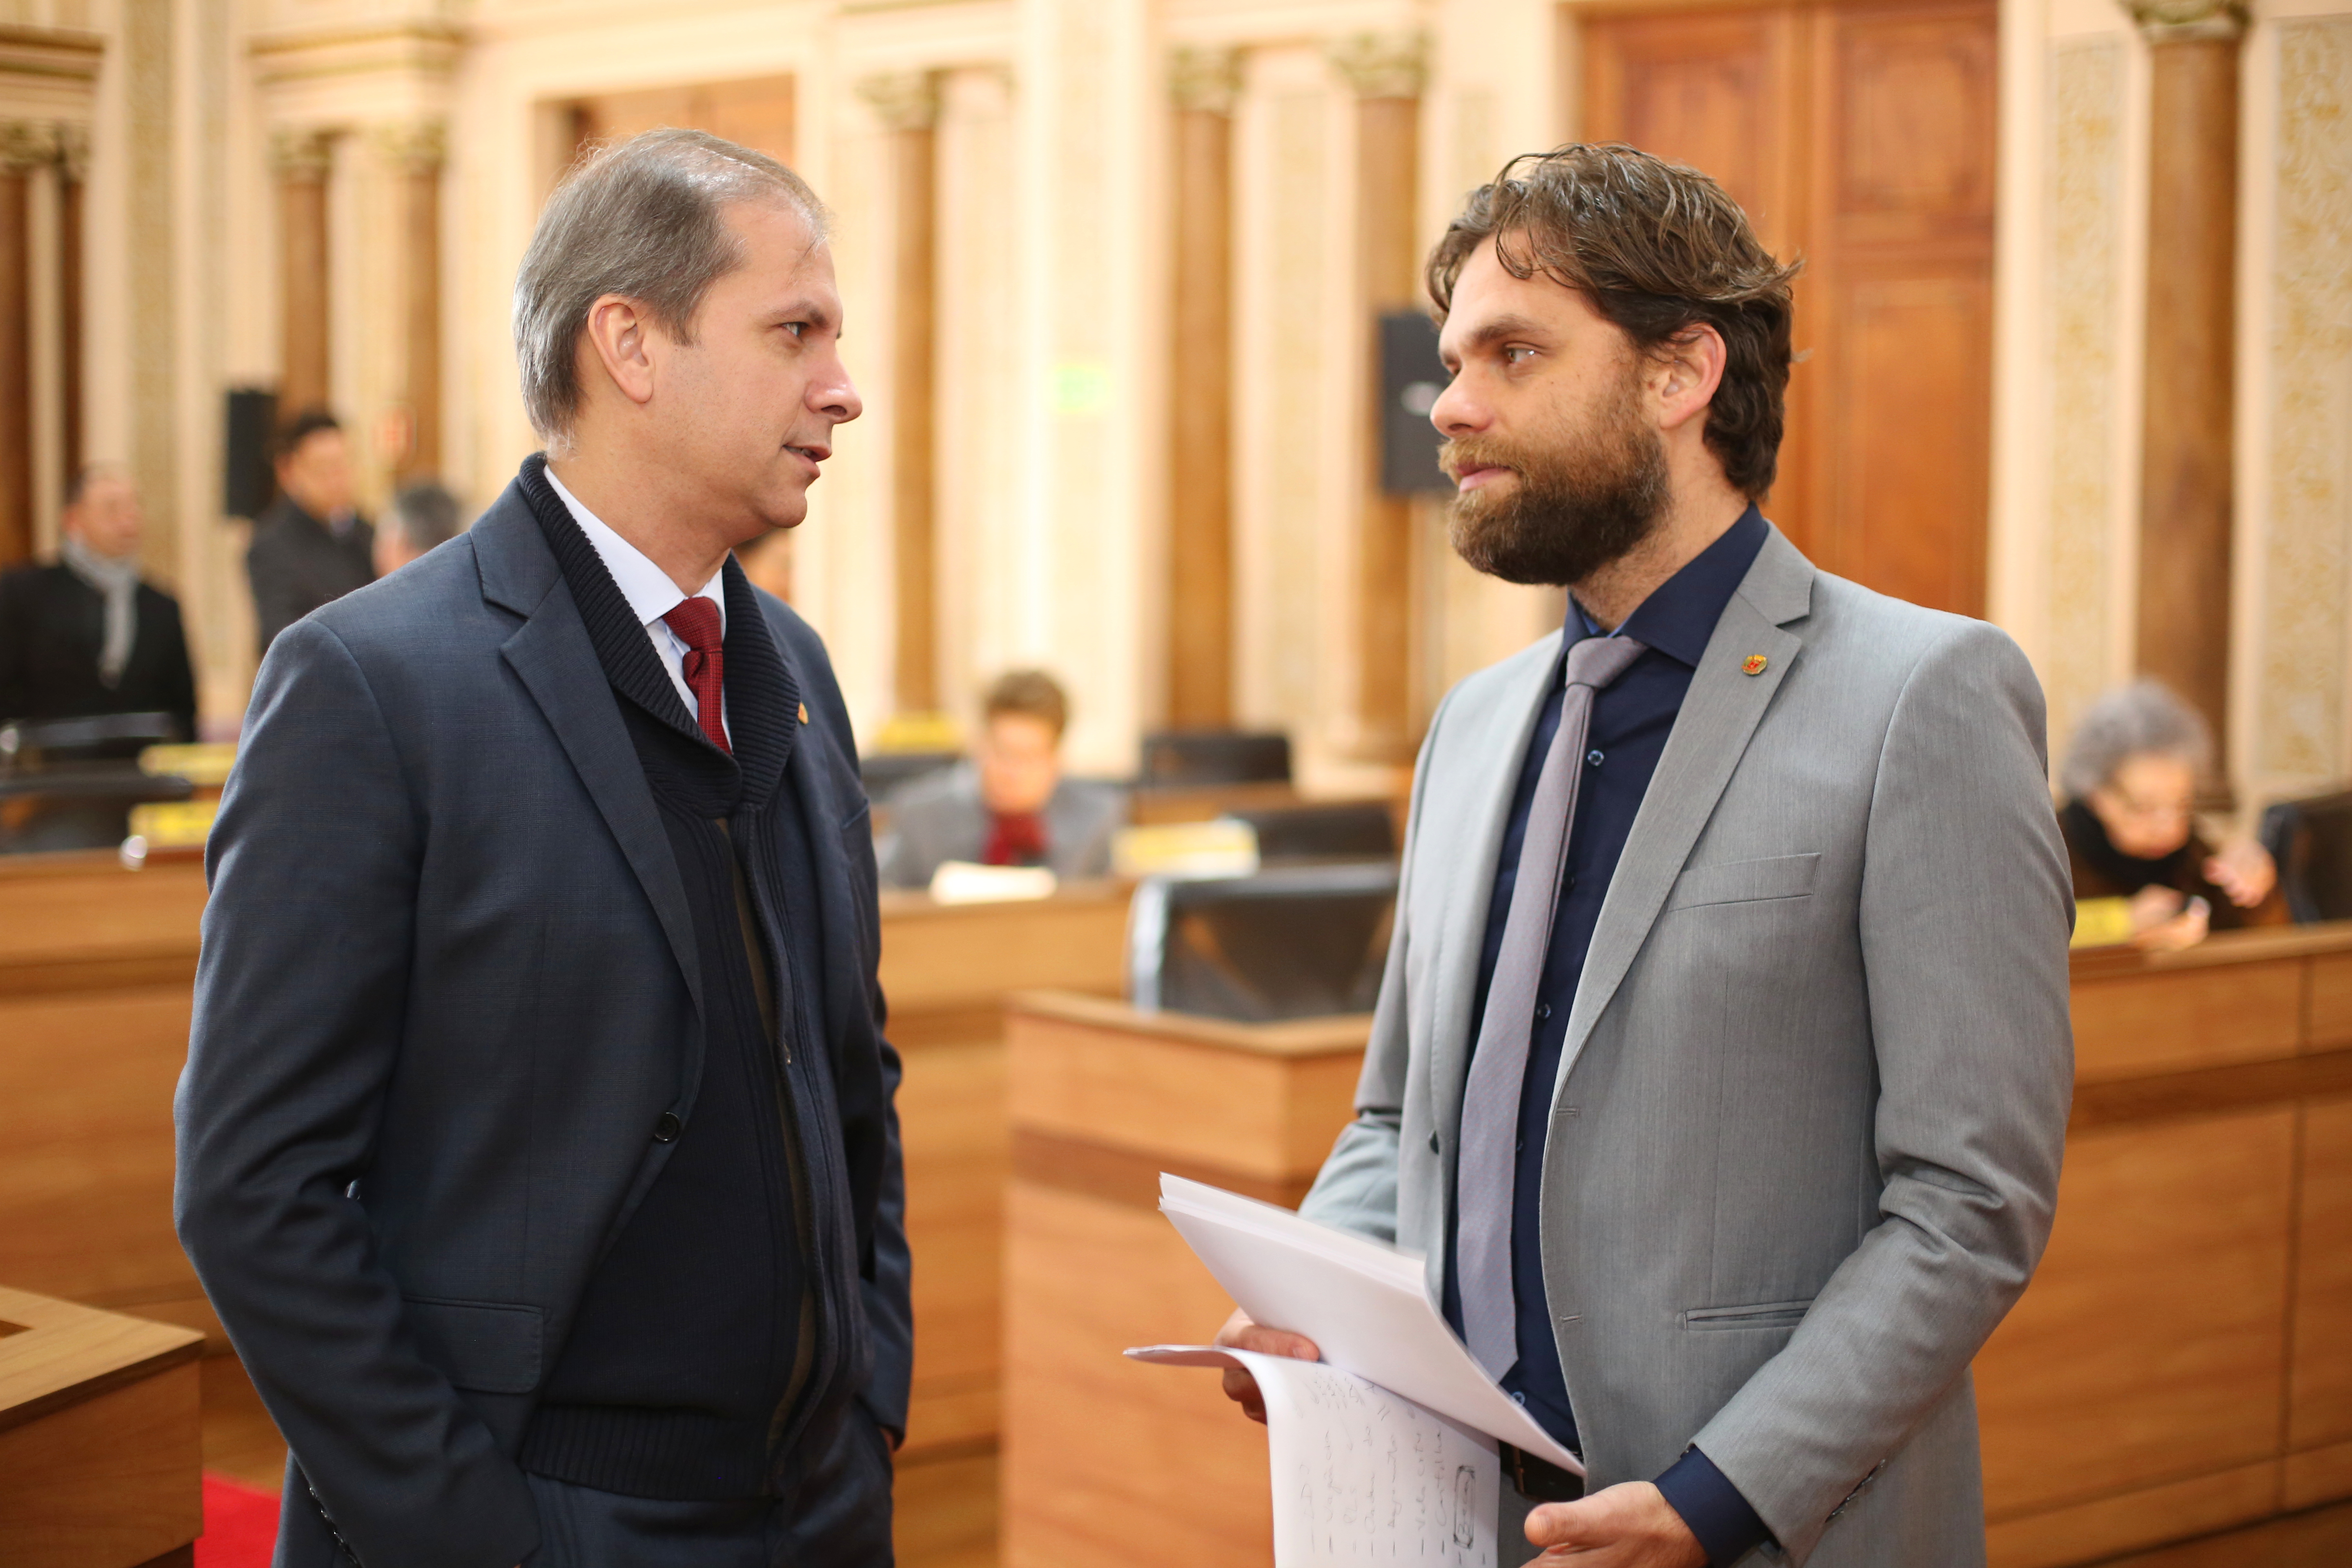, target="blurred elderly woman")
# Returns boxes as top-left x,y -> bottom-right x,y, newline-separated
2058,680 -> 2284,950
